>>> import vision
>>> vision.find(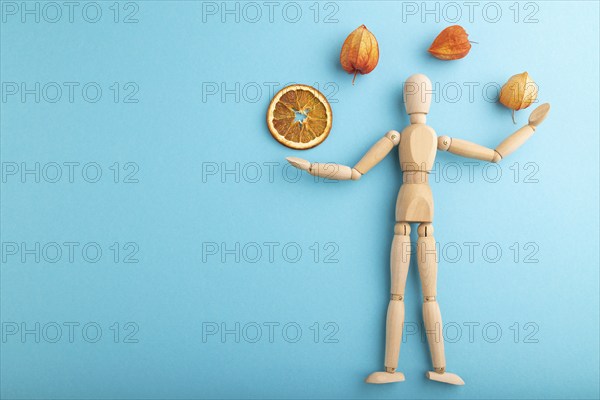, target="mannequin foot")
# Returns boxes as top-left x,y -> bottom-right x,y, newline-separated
426,371 -> 465,385
365,370 -> 405,384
